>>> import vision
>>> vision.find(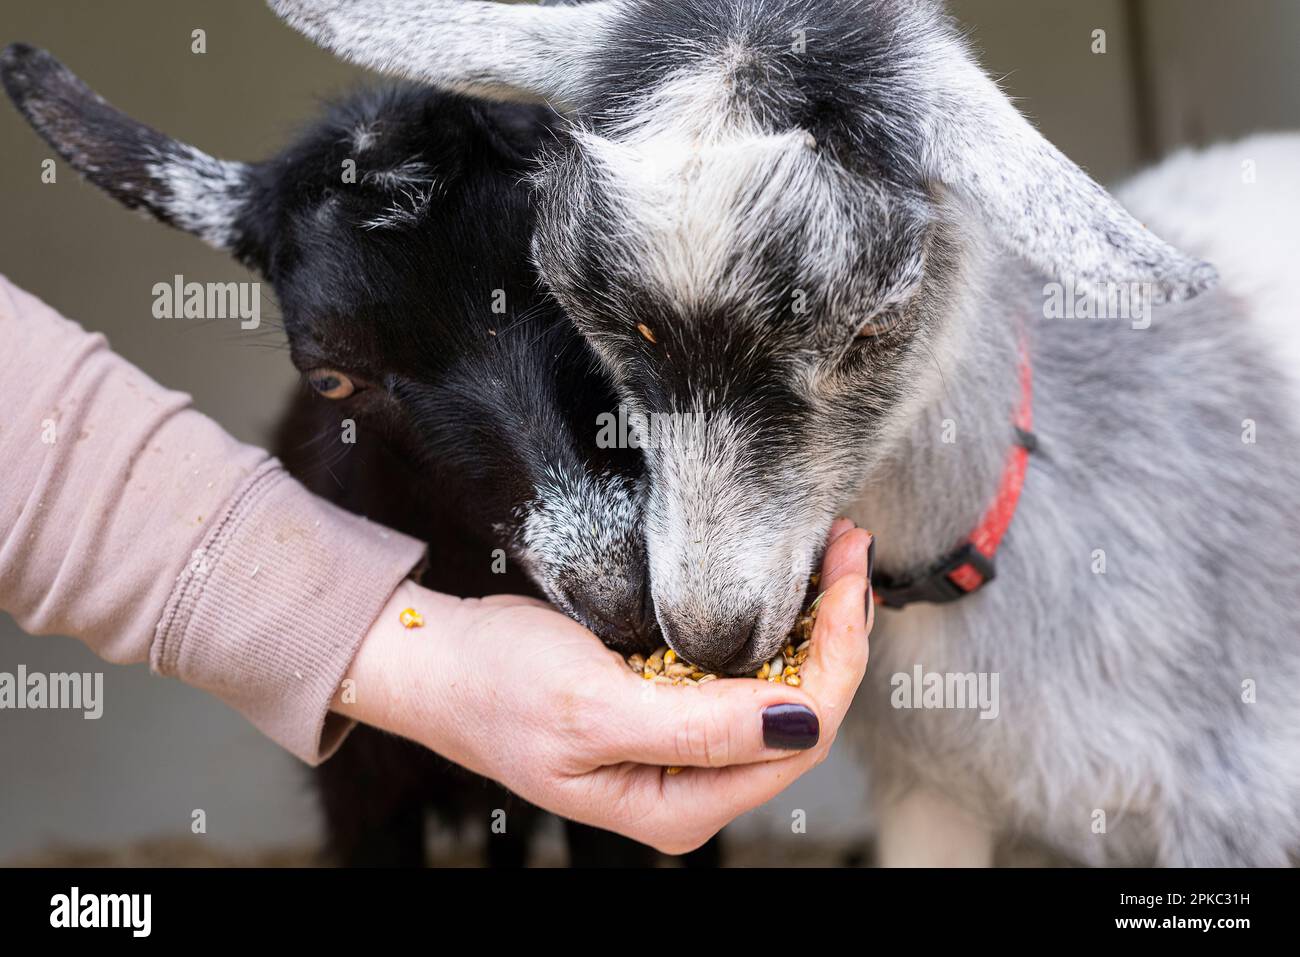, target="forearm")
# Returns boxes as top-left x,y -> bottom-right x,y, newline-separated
0,277 -> 266,660
152,460 -> 426,763
0,275 -> 425,763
